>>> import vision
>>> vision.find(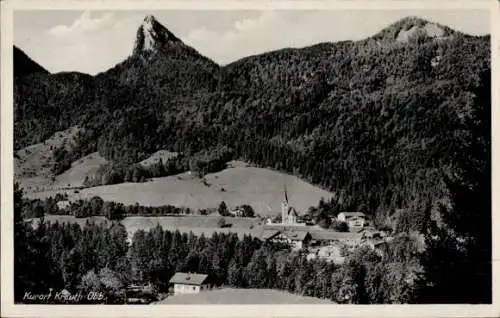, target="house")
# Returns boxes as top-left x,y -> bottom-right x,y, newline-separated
56,200 -> 71,211
263,228 -> 312,250
337,212 -> 366,222
348,216 -> 365,228
229,207 -> 244,217
126,283 -> 157,304
169,272 -> 210,295
309,230 -> 363,248
337,212 -> 366,228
